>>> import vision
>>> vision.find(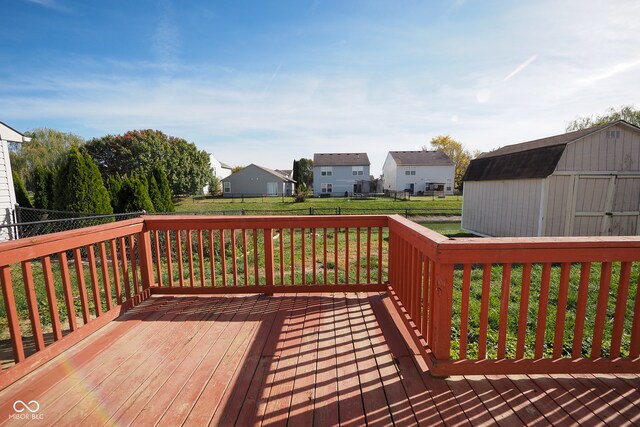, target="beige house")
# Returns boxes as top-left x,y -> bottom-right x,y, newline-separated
462,120 -> 640,237
222,164 -> 295,197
